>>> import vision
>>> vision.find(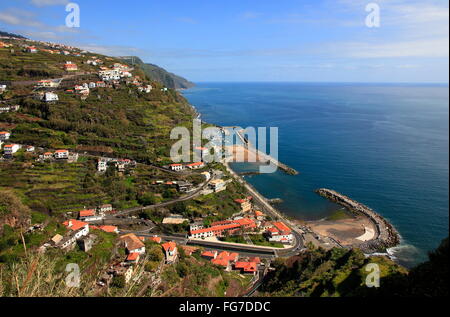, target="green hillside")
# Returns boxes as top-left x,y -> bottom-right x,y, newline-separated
119,56 -> 195,89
